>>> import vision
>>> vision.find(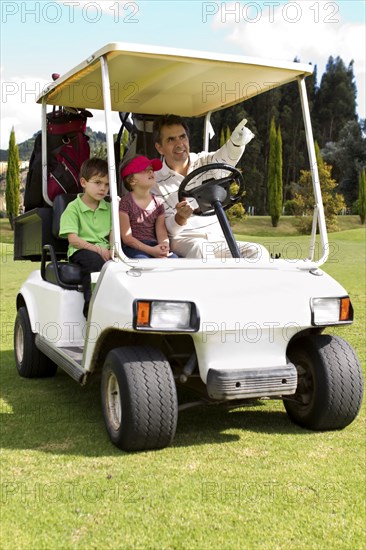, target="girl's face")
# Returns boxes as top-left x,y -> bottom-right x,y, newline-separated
130,166 -> 156,190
